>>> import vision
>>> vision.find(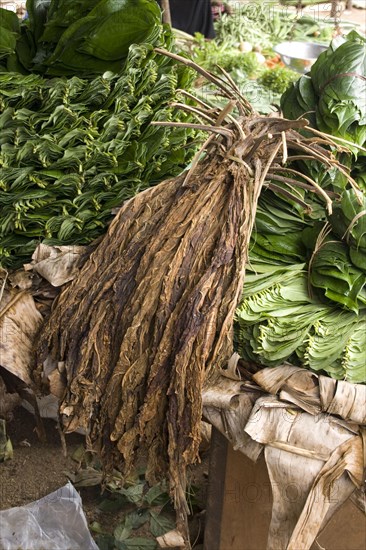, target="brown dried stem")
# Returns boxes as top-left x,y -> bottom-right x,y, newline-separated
35,56 -> 356,548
